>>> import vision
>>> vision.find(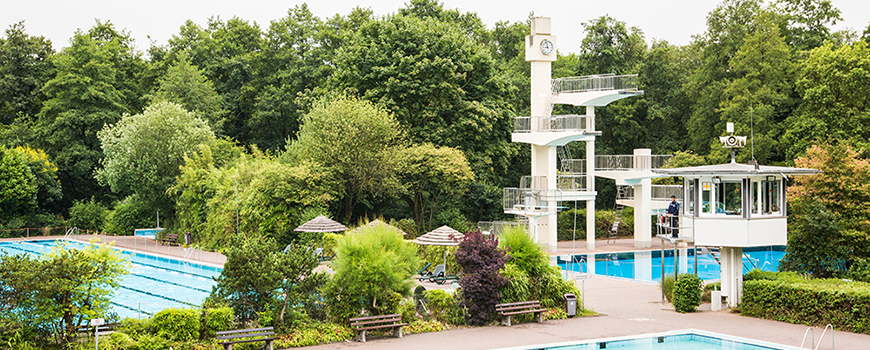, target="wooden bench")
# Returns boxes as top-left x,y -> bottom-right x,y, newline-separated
215,327 -> 276,350
349,313 -> 408,342
495,300 -> 547,326
157,233 -> 178,245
